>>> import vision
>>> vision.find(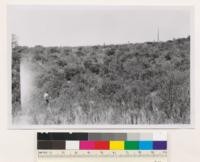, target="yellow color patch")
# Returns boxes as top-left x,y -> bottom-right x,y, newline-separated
109,141 -> 124,150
